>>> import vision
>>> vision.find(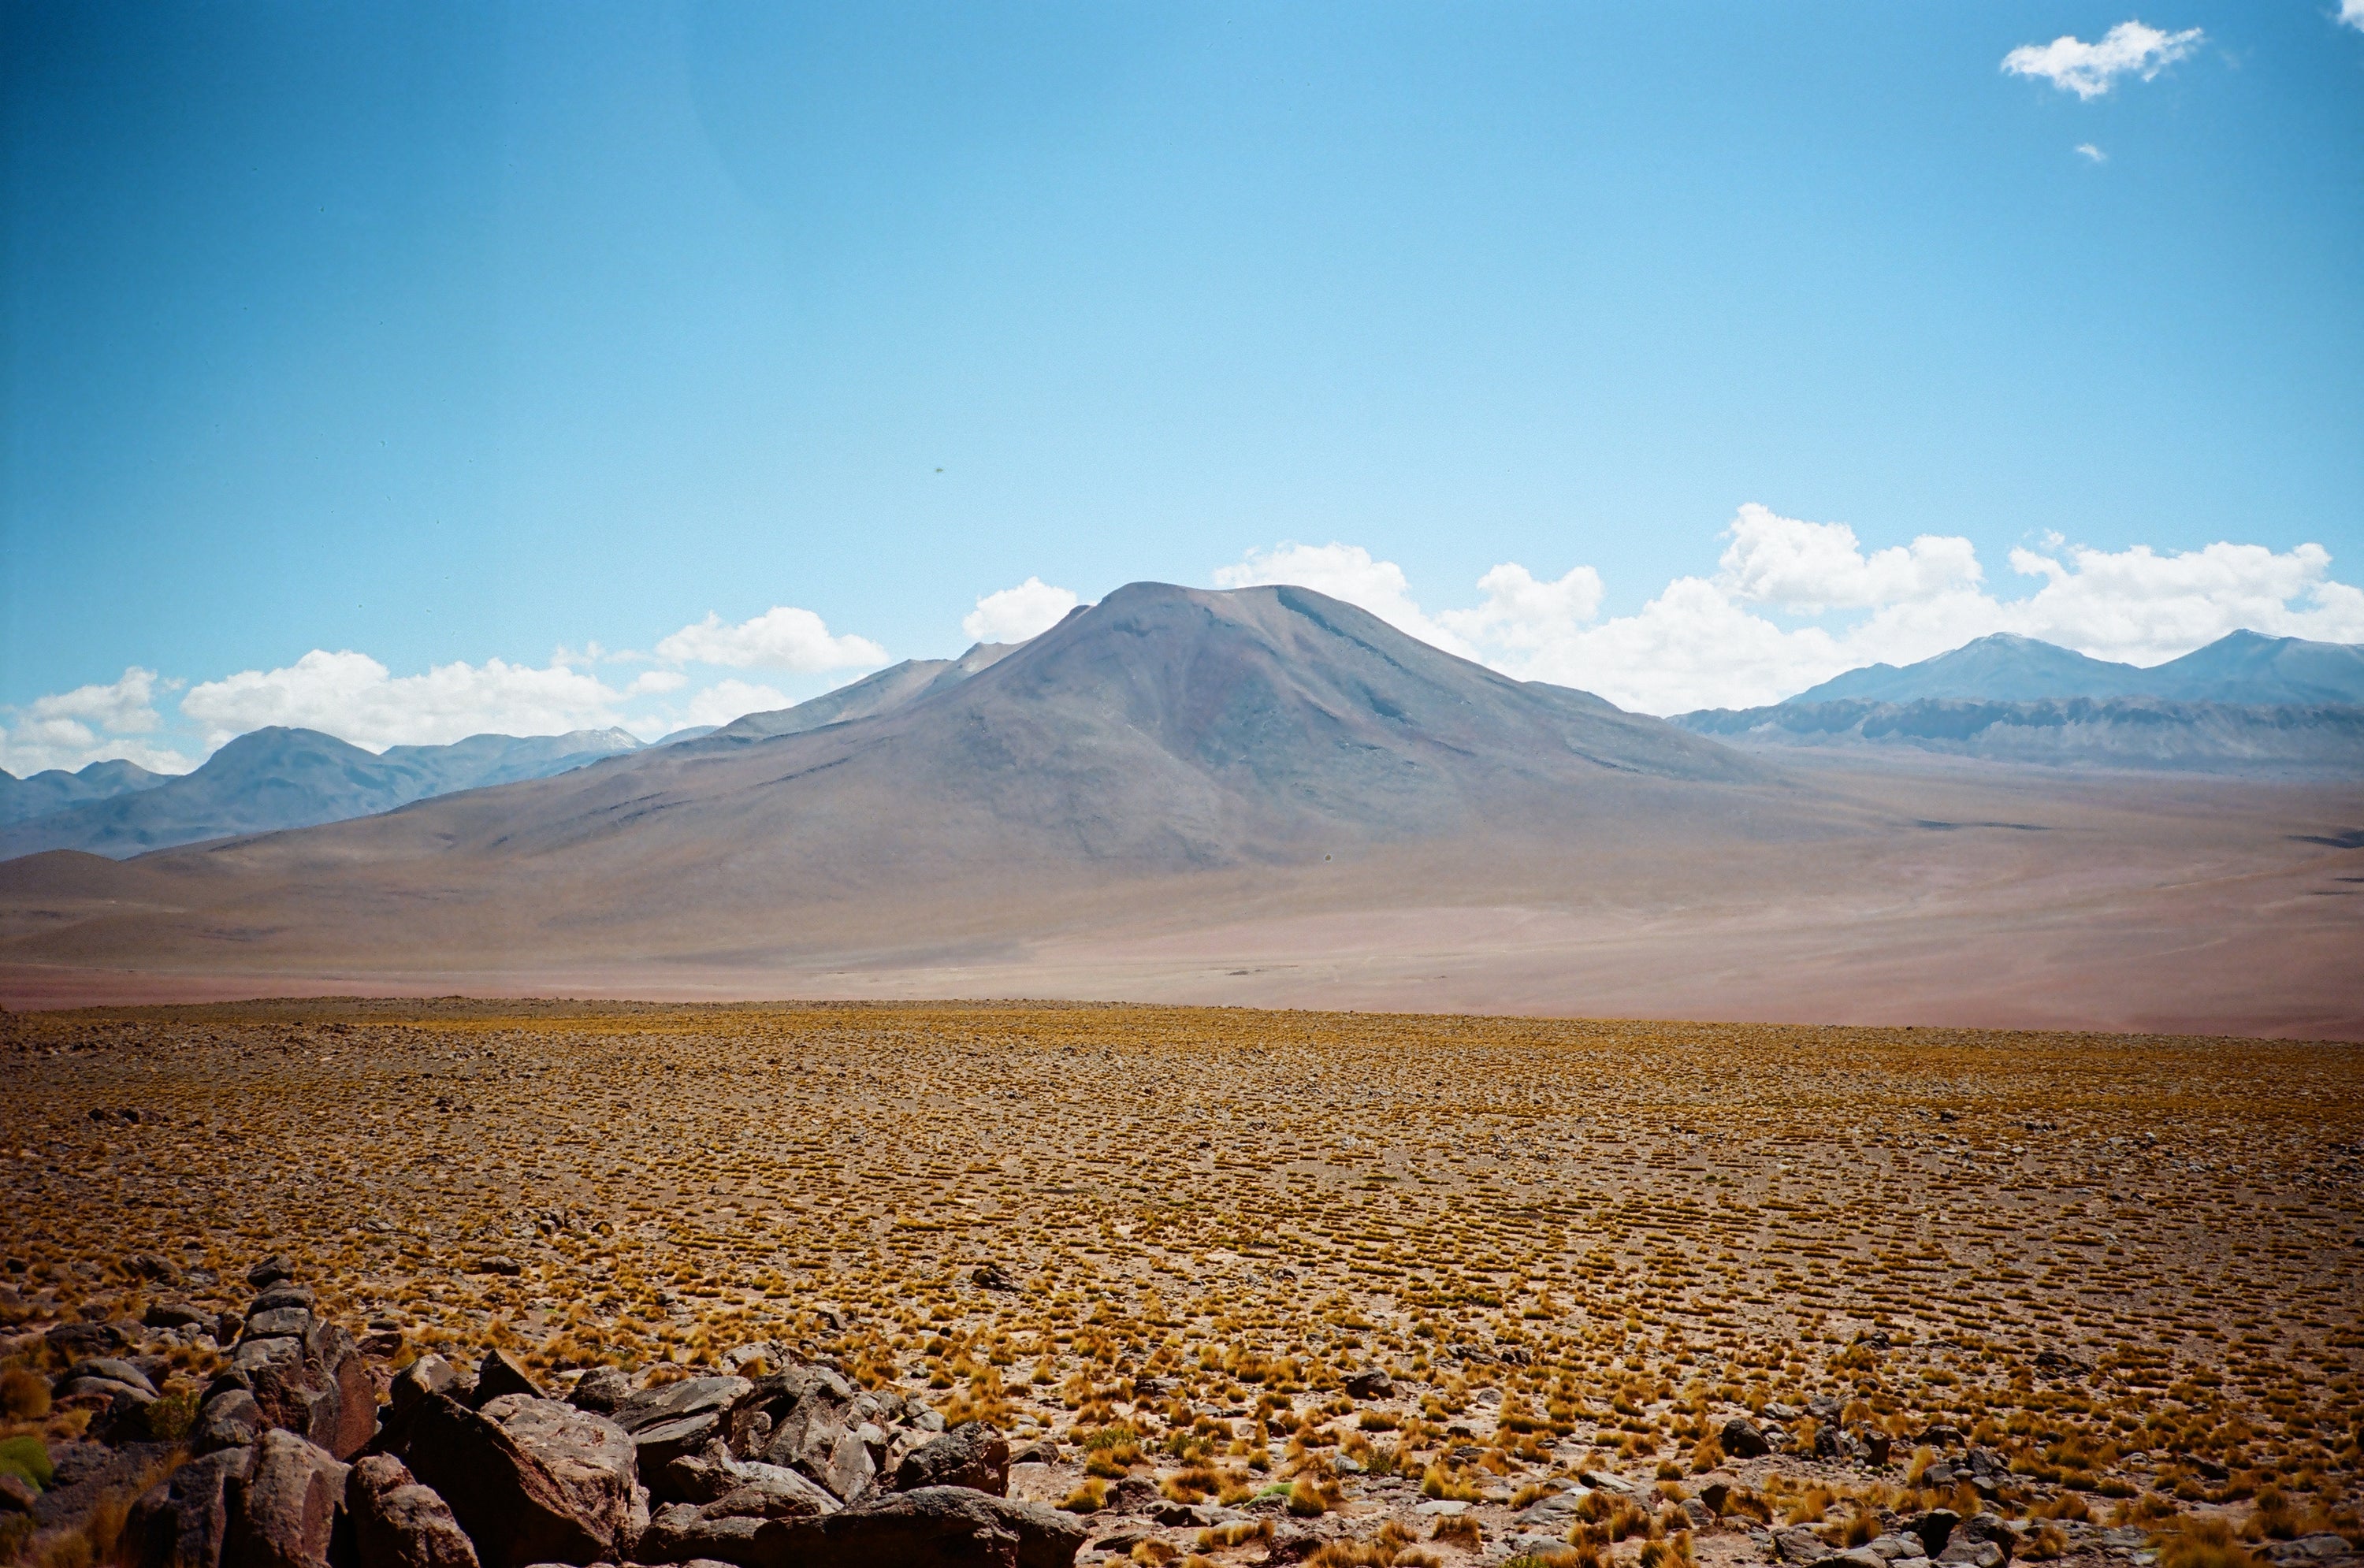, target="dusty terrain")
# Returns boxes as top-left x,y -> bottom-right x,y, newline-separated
4,755 -> 2358,1039
2,999 -> 2358,1568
